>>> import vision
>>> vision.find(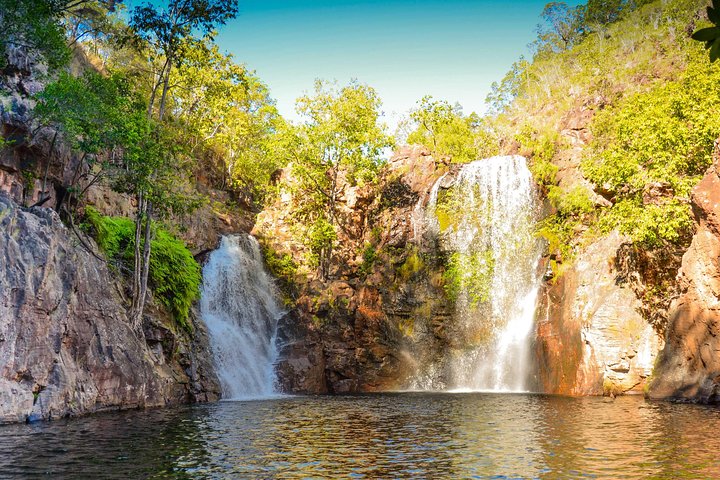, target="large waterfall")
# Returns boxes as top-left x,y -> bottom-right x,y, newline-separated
200,235 -> 284,399
413,155 -> 543,392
